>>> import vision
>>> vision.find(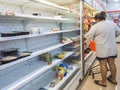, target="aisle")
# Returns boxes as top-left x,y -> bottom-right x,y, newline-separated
79,44 -> 120,90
